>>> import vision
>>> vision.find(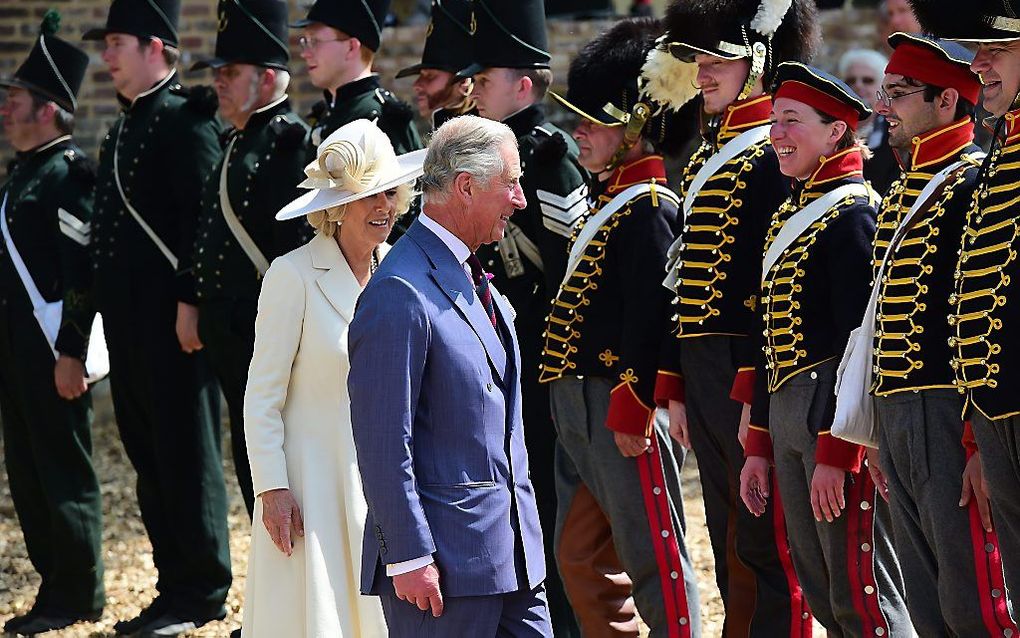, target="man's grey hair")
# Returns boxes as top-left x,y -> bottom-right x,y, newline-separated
271,69 -> 290,99
420,115 -> 517,205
